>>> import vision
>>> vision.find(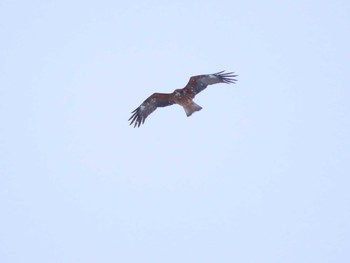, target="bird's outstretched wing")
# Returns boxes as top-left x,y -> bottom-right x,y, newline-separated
129,93 -> 175,127
183,71 -> 238,96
